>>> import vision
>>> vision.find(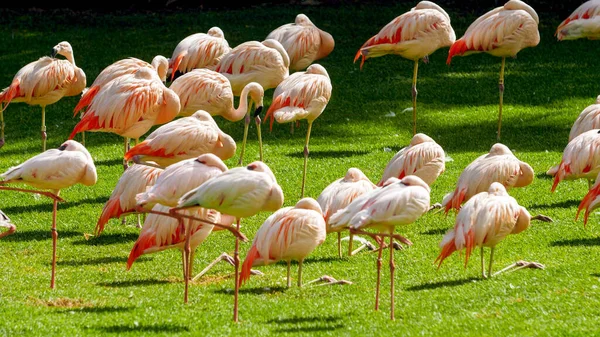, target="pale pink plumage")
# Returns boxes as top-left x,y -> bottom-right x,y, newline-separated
355,1 -> 456,68
95,164 -> 163,236
447,0 -> 539,63
556,0 -> 600,41
170,69 -> 264,120
551,129 -> 600,192
69,67 -> 181,140
123,110 -> 236,167
239,197 -> 326,287
576,171 -> 600,226
442,143 -> 534,213
569,95 -> 600,141
266,13 -> 335,71
378,133 -> 445,187
436,182 -> 532,268
169,27 -> 232,81
136,153 -> 228,209
215,39 -> 290,95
